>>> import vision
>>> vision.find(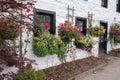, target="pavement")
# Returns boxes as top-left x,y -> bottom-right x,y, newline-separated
72,56 -> 120,80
